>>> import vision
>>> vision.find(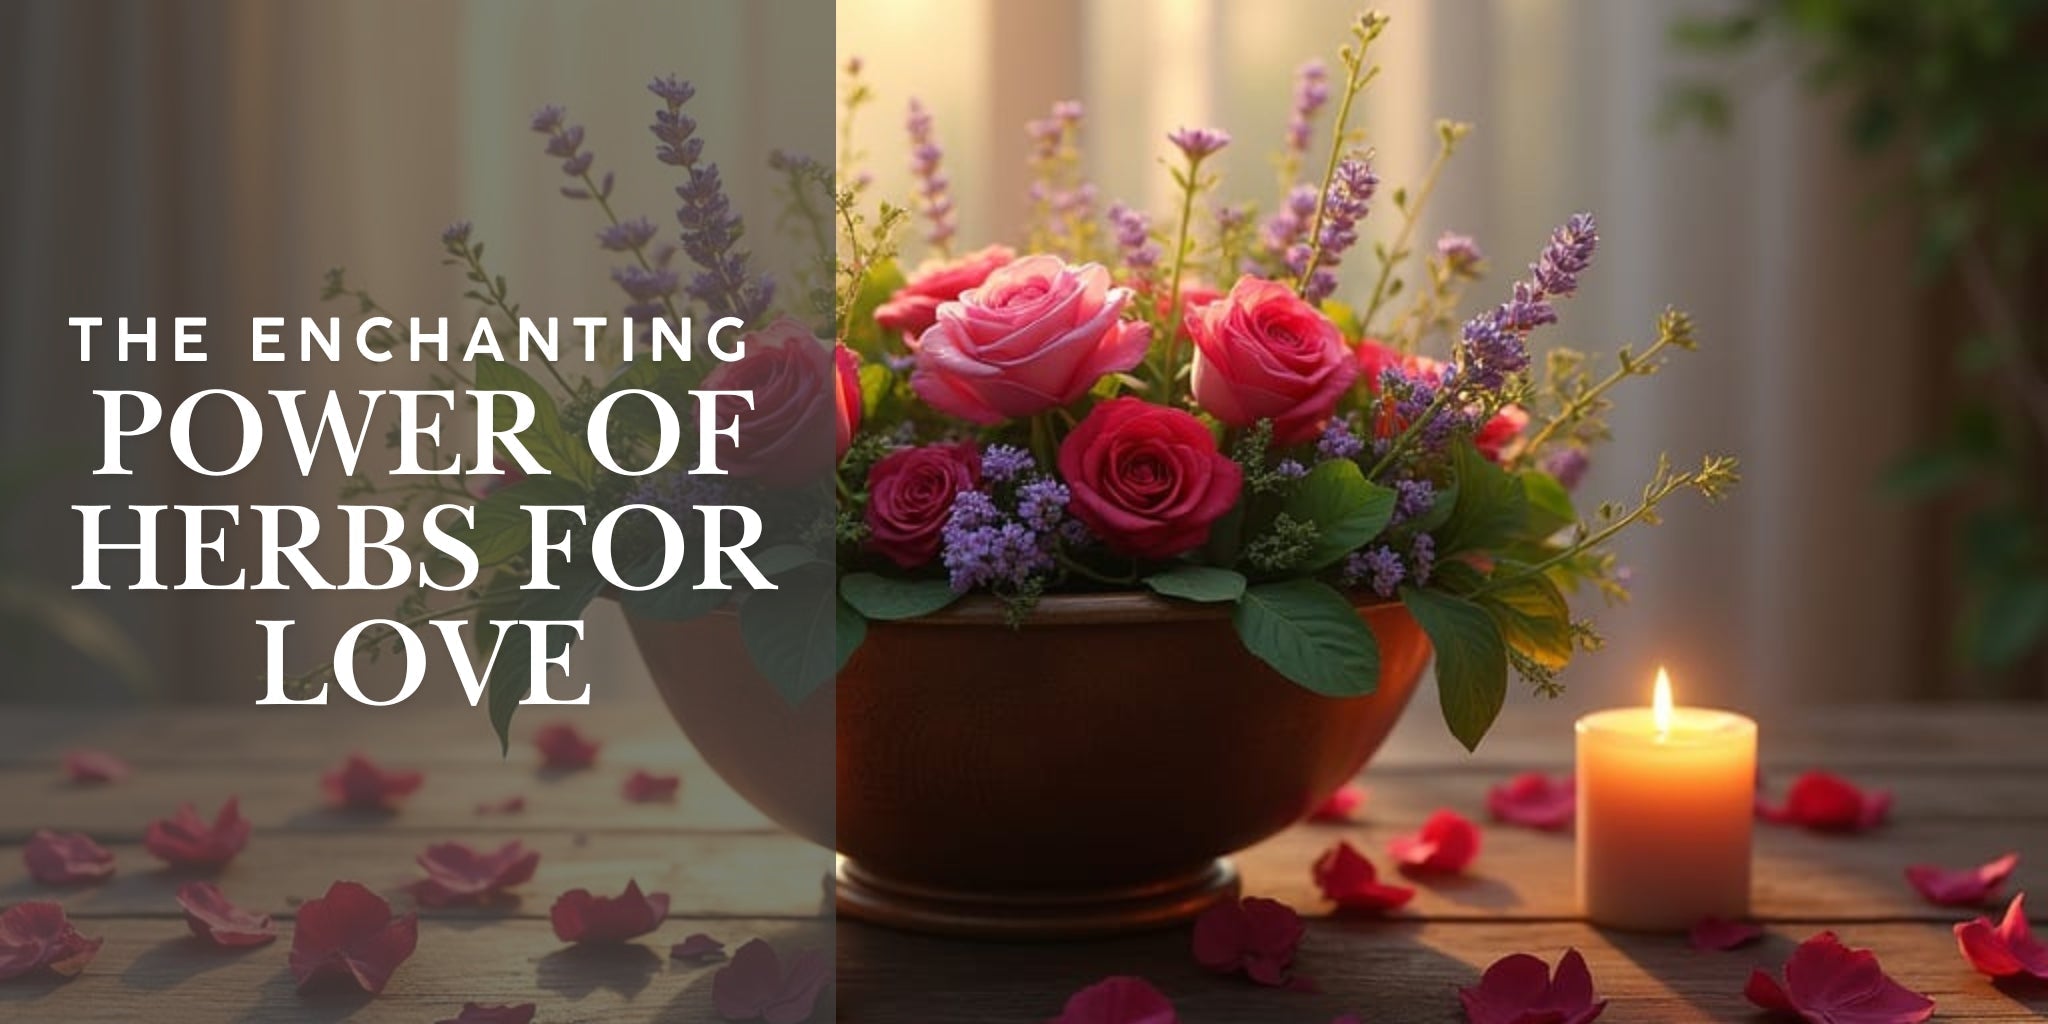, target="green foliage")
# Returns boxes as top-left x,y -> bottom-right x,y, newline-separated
1232,579 -> 1382,698
486,569 -> 603,753
1401,585 -> 1507,752
838,572 -> 962,621
1284,460 -> 1397,570
473,359 -> 598,488
740,563 -> 840,705
1144,565 -> 1248,603
1435,441 -> 1527,557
